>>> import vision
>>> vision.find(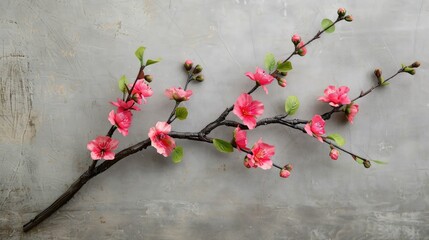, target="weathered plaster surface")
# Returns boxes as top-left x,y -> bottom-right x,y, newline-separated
1,0 -> 428,239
